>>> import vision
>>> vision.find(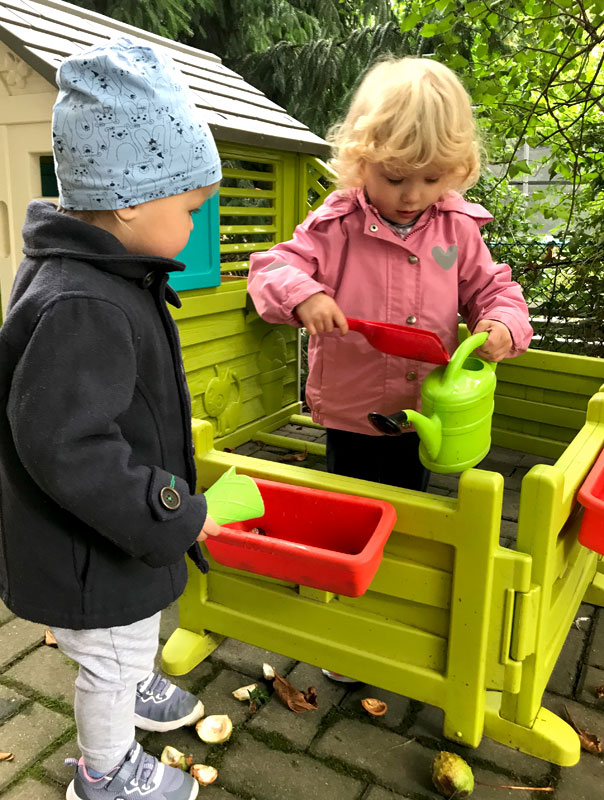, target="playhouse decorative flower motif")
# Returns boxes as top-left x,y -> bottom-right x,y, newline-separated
257,330 -> 288,414
202,365 -> 242,436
